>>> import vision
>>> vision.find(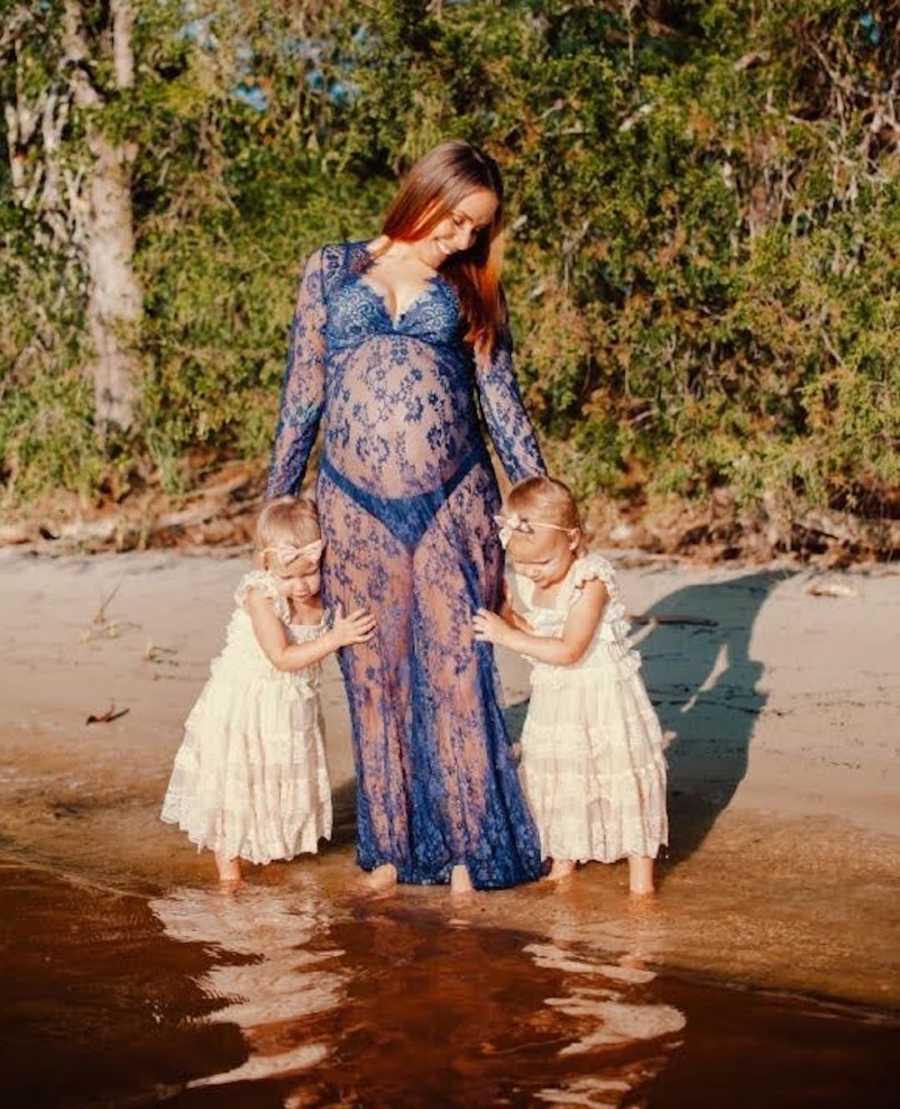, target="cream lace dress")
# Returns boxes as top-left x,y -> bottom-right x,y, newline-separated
161,570 -> 332,864
507,552 -> 668,864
